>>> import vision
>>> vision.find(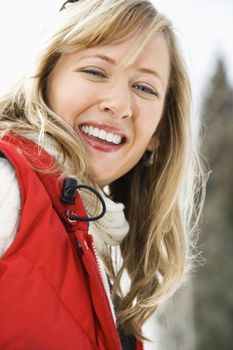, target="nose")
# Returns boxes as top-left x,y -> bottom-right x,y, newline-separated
99,83 -> 133,119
